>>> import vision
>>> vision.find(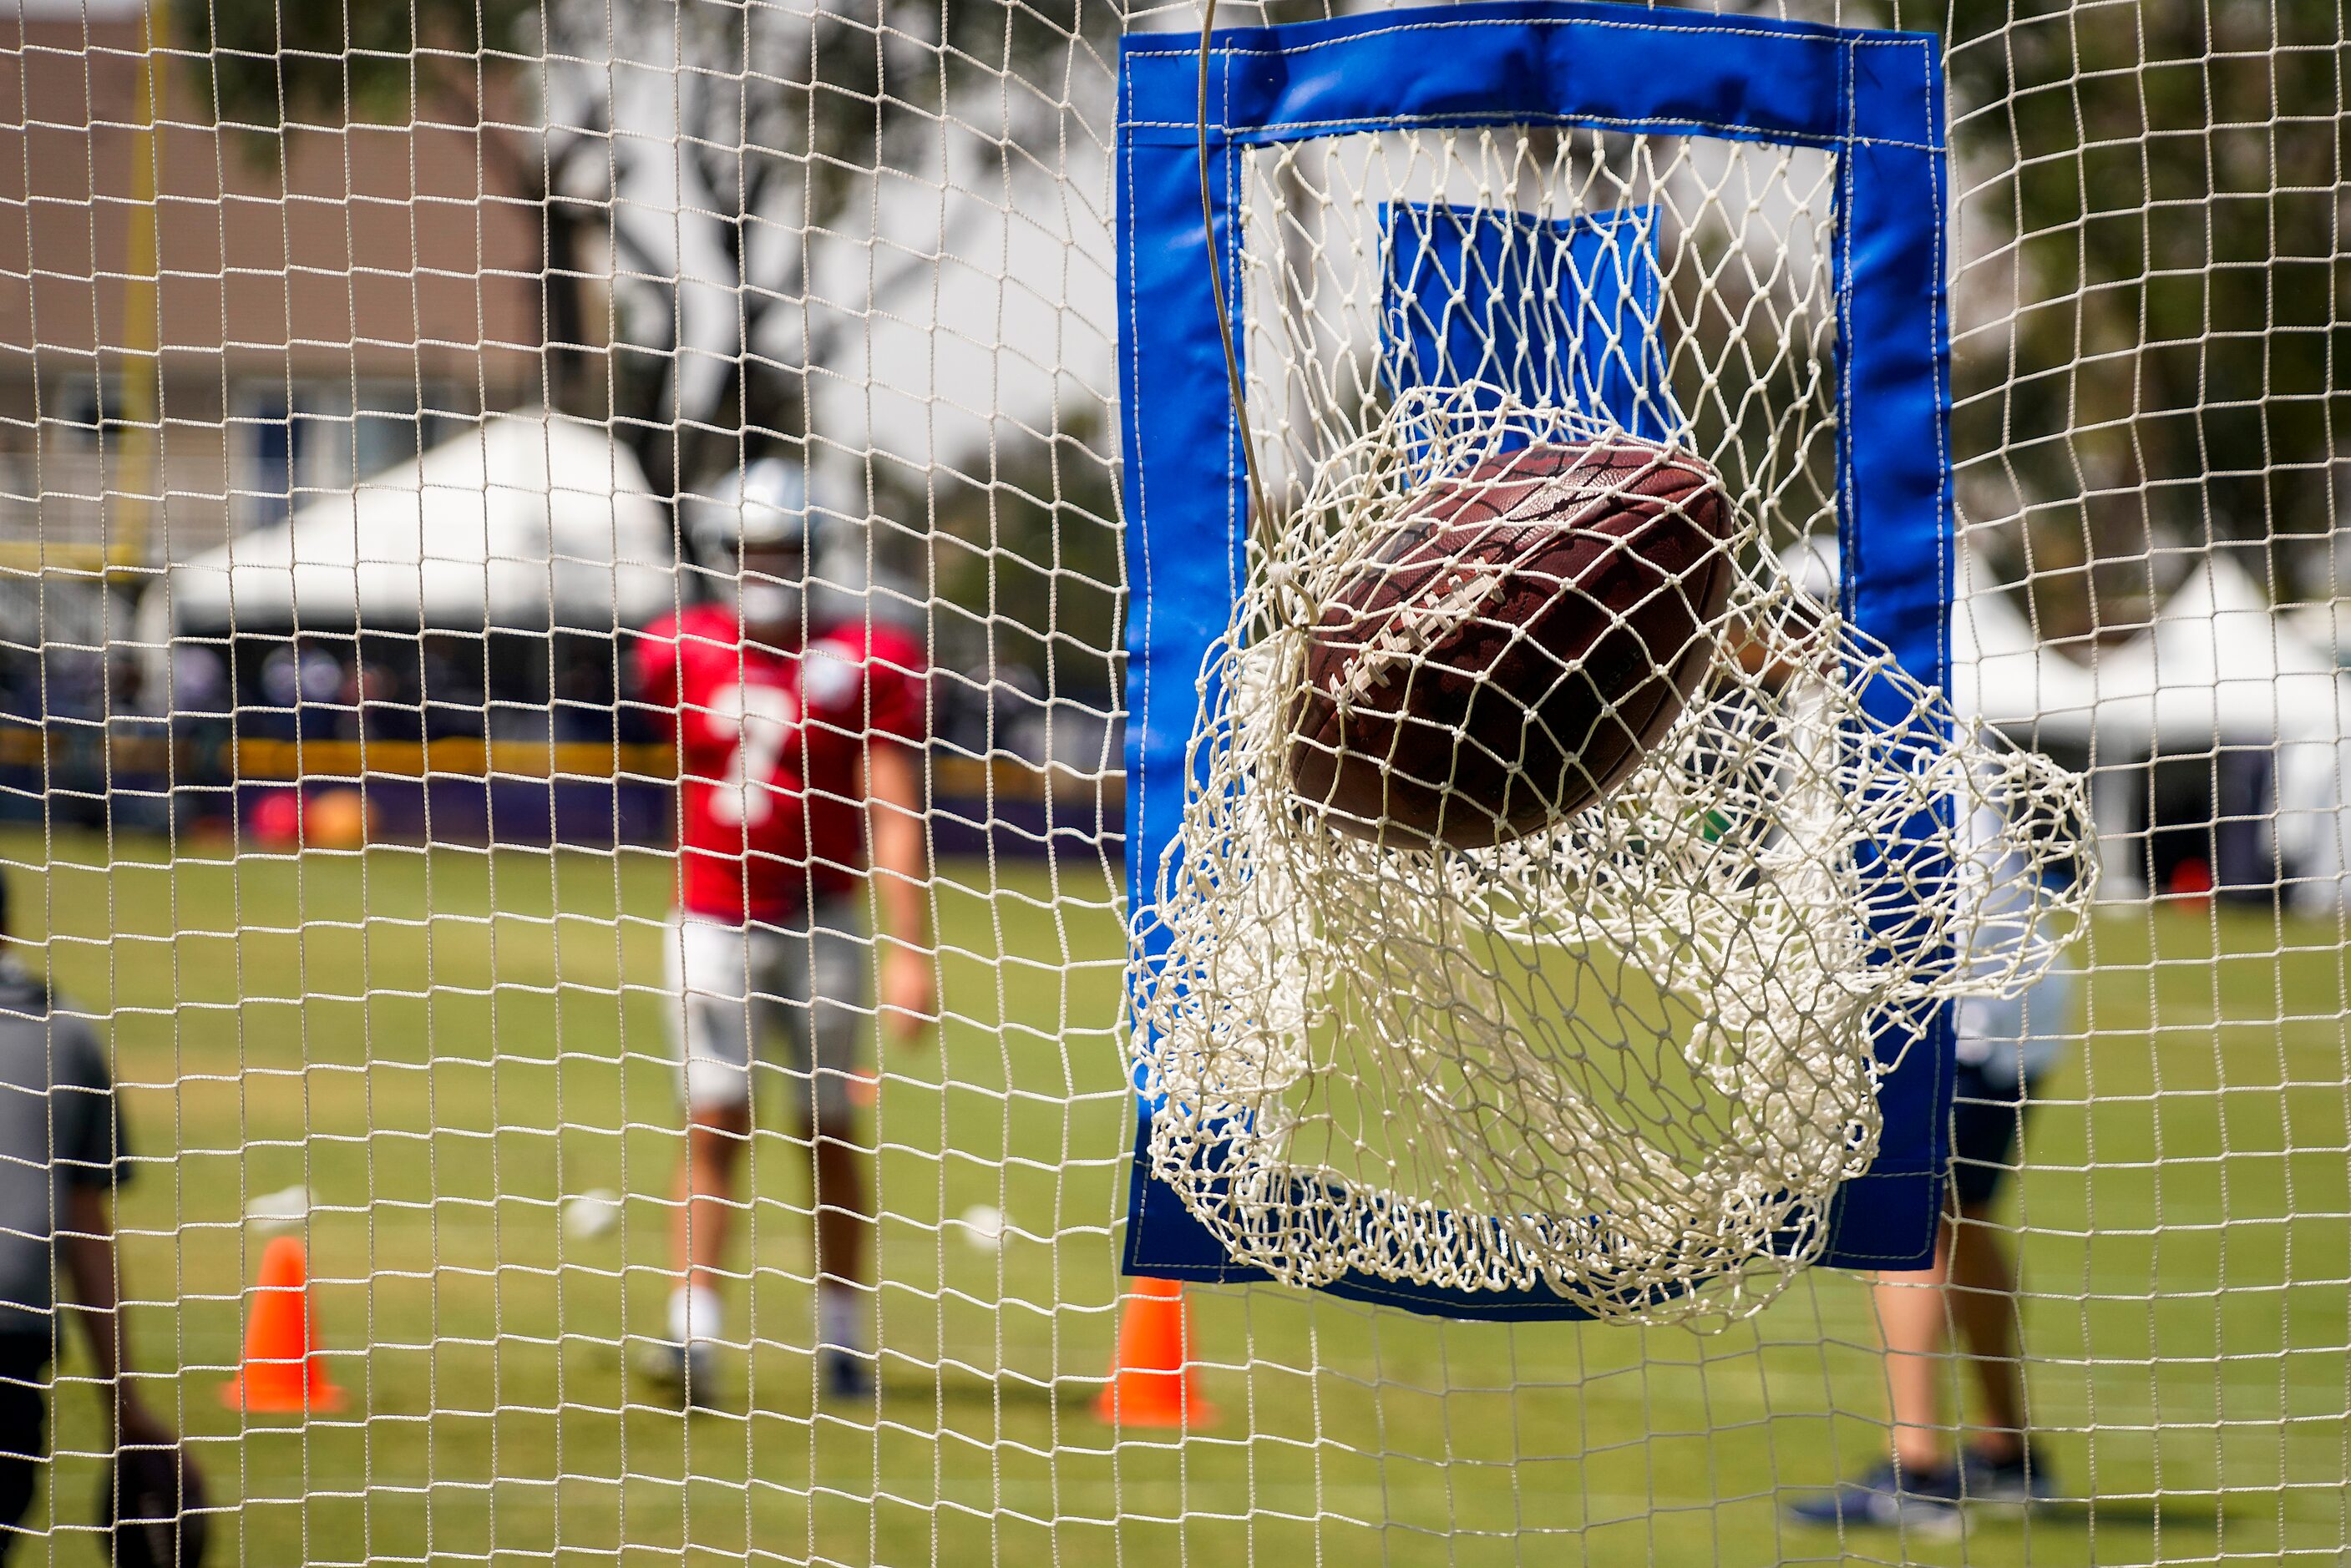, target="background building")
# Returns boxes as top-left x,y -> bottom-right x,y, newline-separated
0,0 -> 542,572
